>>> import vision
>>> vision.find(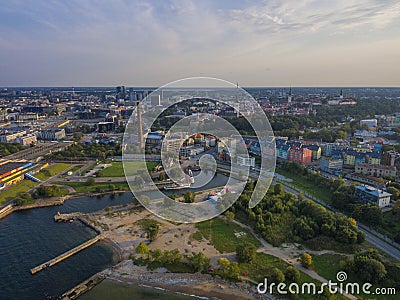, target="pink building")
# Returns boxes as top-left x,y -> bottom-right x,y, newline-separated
289,146 -> 312,164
